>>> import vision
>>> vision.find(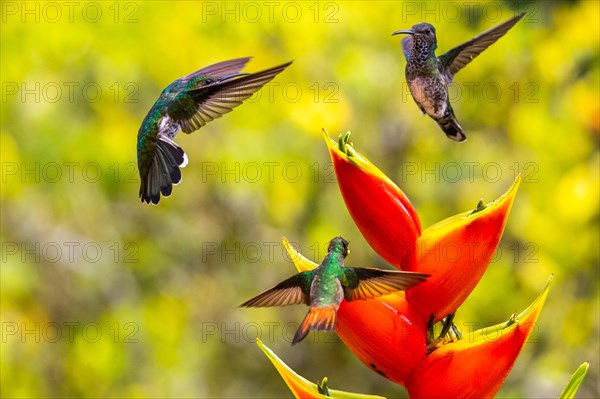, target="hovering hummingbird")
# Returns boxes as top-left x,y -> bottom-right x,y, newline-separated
241,237 -> 429,345
392,13 -> 525,141
137,57 -> 293,204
